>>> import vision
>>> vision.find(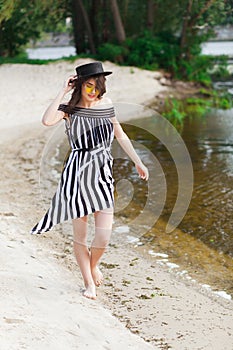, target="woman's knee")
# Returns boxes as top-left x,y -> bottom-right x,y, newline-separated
92,224 -> 112,249
94,208 -> 113,229
91,234 -> 110,249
